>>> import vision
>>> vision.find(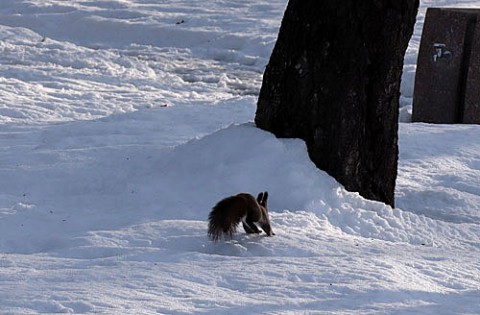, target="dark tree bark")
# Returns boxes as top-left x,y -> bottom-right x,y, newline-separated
255,0 -> 418,207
